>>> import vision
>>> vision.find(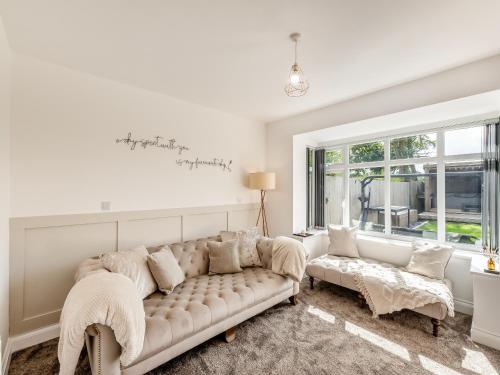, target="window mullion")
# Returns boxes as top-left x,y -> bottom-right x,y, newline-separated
384,138 -> 391,235
343,144 -> 349,226
437,131 -> 446,242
